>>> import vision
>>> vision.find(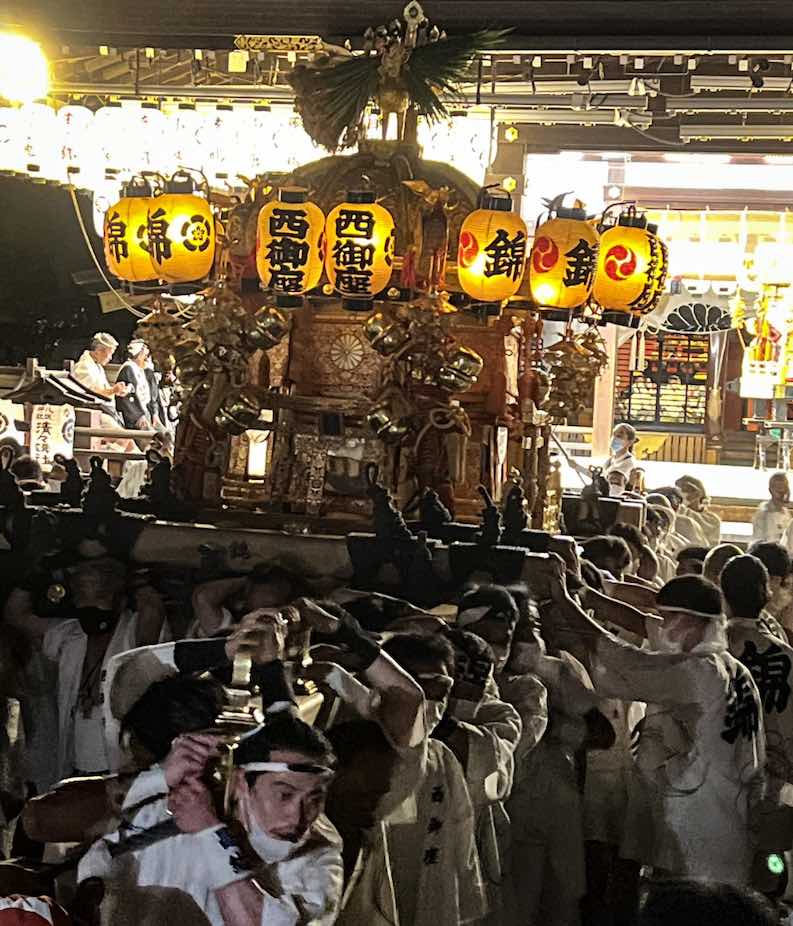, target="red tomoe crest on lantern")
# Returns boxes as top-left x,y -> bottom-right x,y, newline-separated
531,236 -> 560,274
604,245 -> 637,281
458,230 -> 480,268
